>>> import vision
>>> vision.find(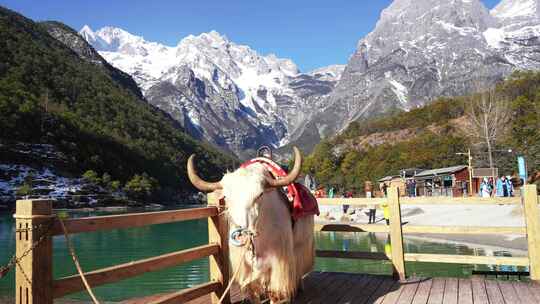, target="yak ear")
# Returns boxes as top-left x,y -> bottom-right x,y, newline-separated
208,188 -> 226,207
215,189 -> 224,201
